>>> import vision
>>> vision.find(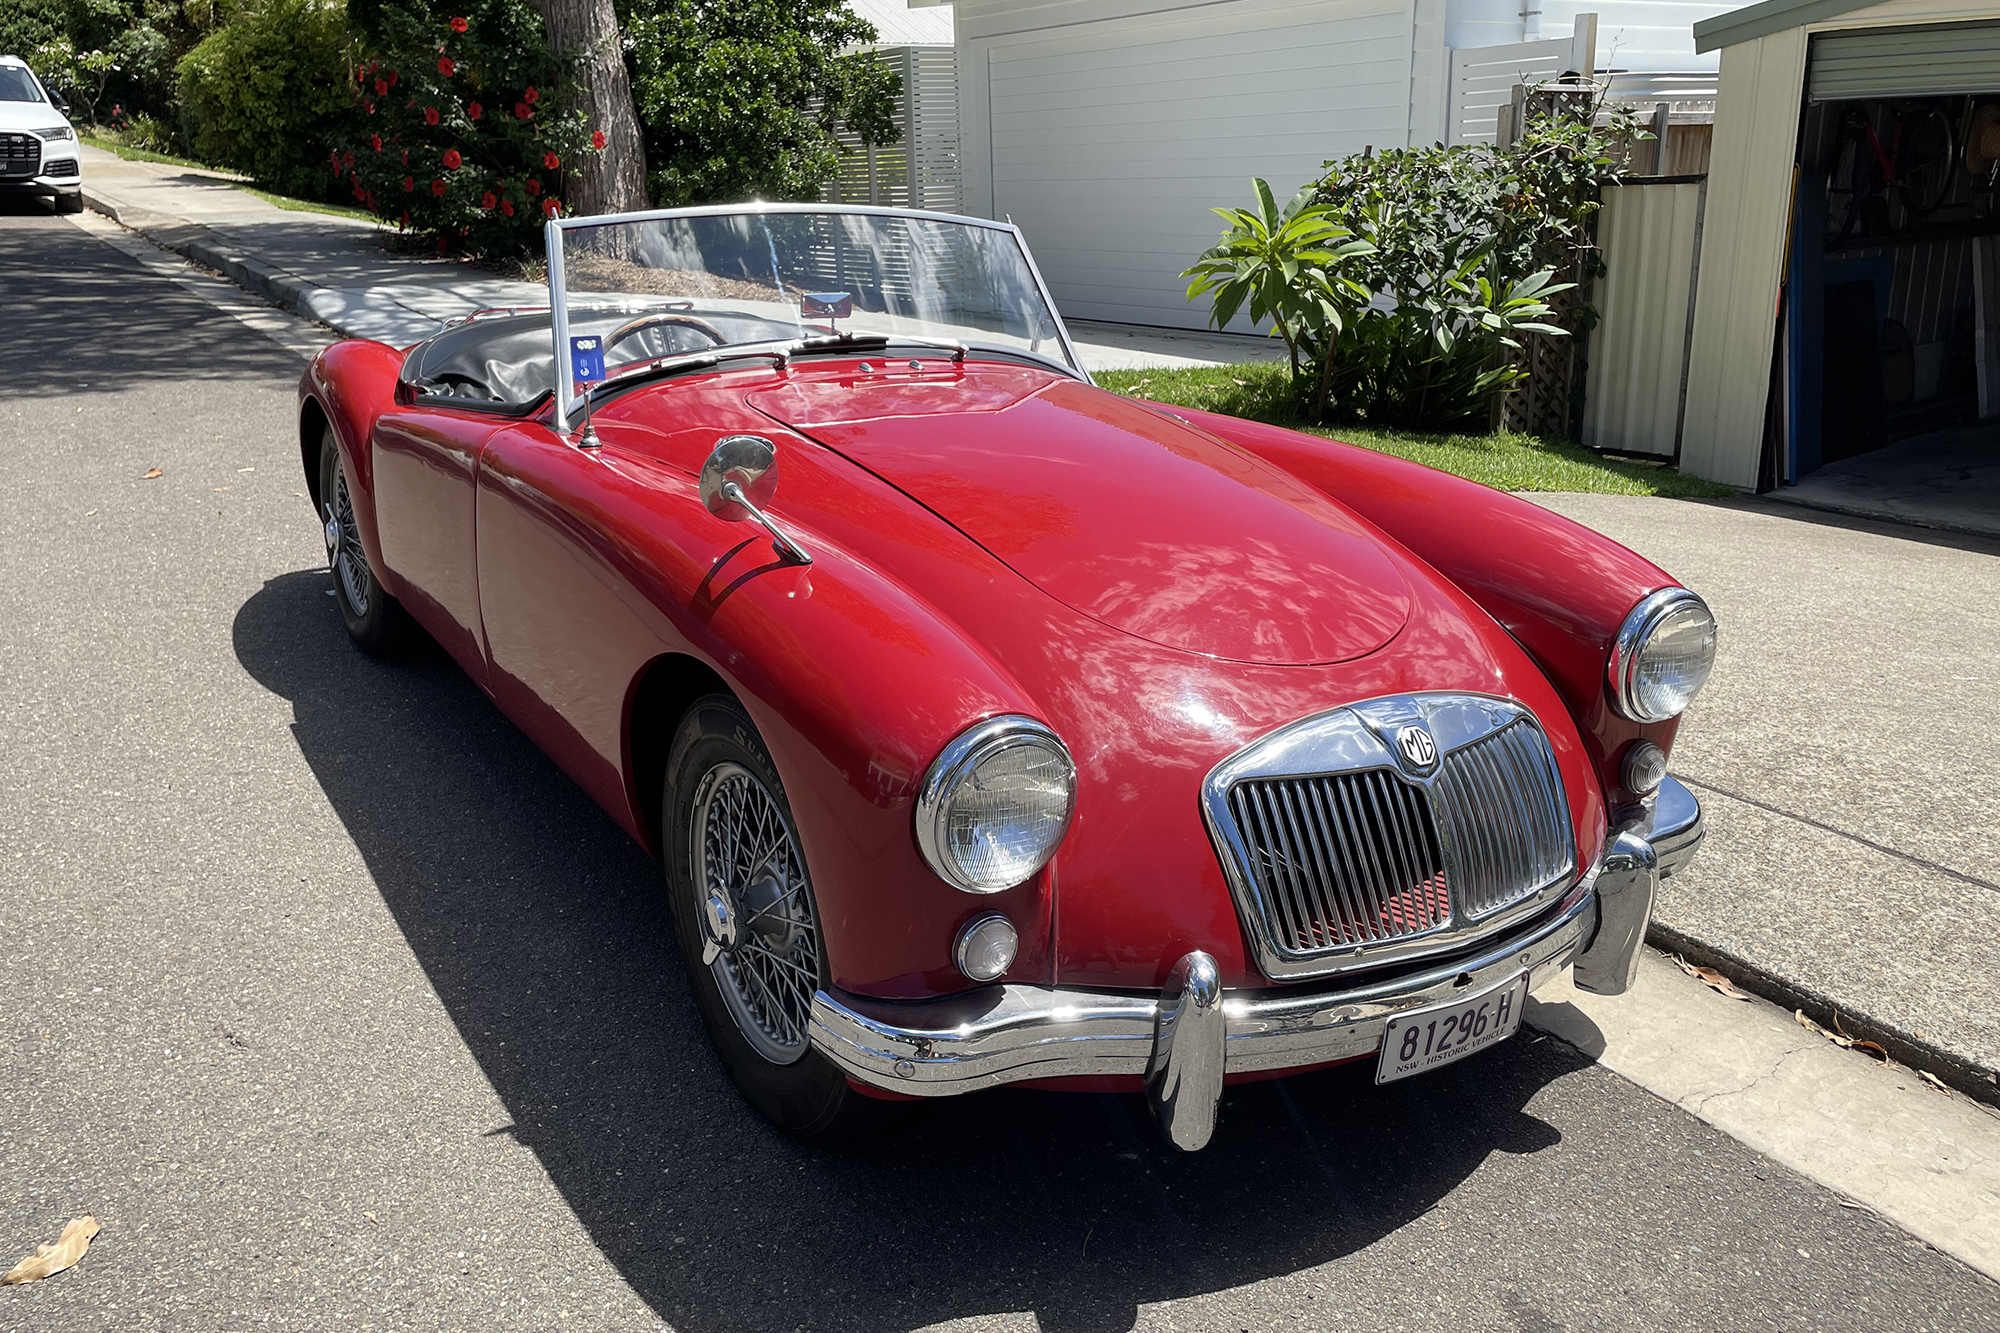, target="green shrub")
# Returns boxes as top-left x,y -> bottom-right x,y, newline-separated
0,0 -> 66,60
337,0 -> 598,254
1294,105 -> 1637,429
1180,101 -> 1640,431
121,110 -> 176,153
177,0 -> 356,199
624,0 -> 900,206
